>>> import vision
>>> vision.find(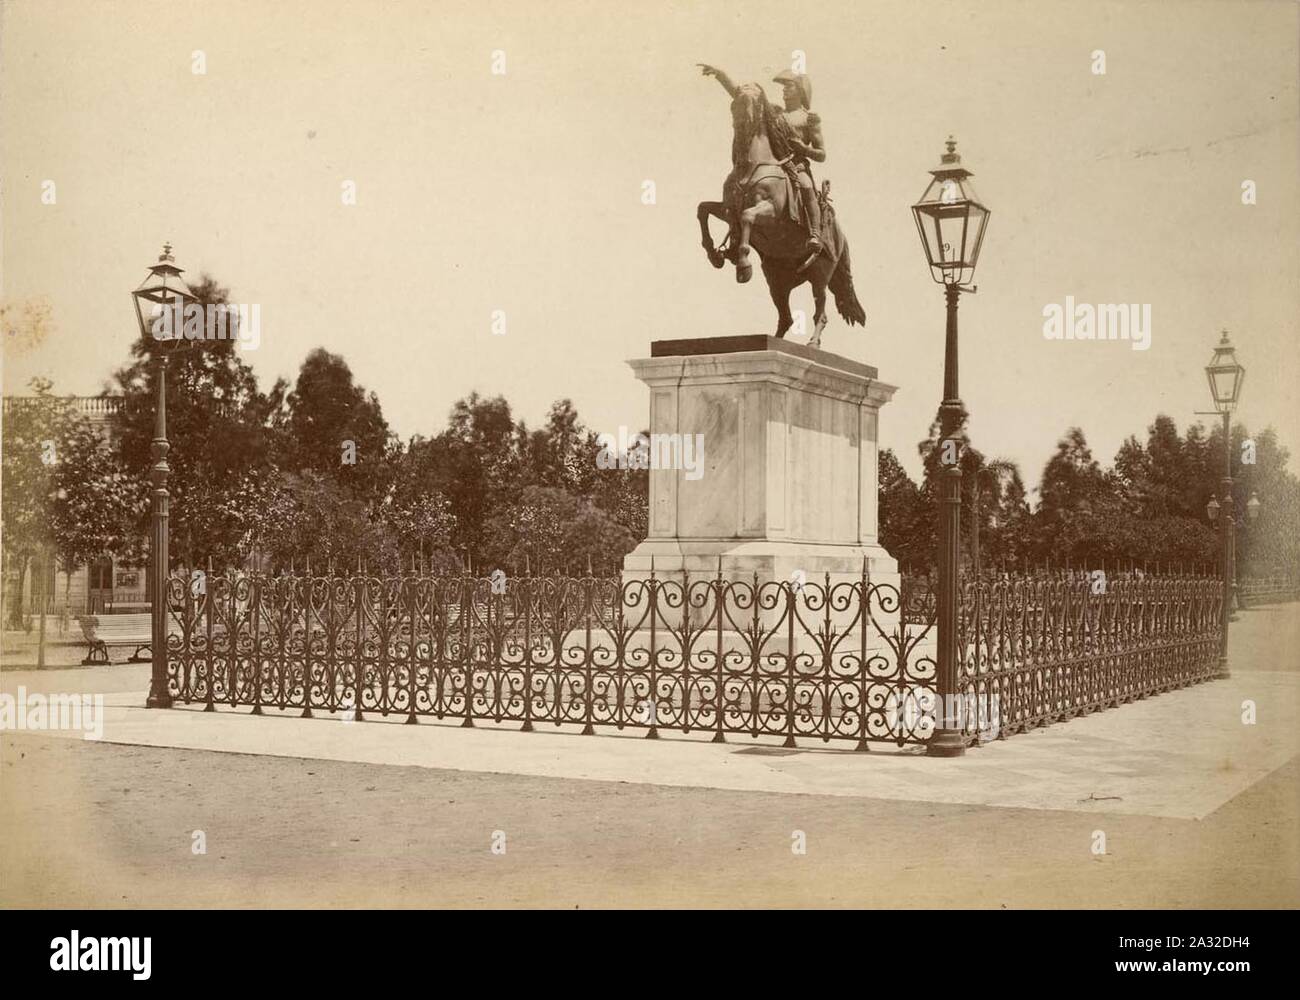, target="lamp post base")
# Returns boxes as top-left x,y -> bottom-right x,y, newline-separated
927,731 -> 968,757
